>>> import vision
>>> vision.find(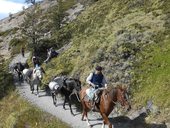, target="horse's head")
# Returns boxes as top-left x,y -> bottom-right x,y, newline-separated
115,86 -> 131,111
64,78 -> 81,91
73,78 -> 81,92
33,68 -> 43,80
